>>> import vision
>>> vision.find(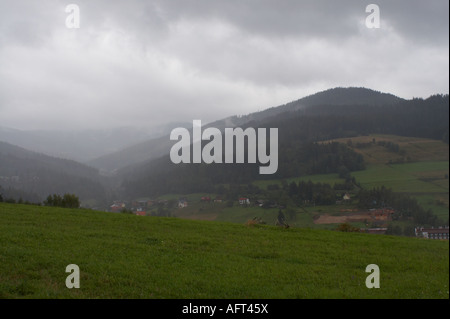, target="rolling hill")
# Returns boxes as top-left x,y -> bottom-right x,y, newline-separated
0,123 -> 190,164
0,141 -> 107,204
0,202 -> 448,299
118,92 -> 449,198
87,87 -> 406,172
